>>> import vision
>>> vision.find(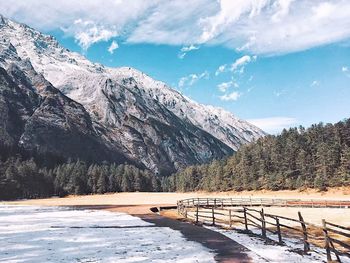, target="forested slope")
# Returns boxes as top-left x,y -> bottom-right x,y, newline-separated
0,144 -> 159,200
162,119 -> 350,192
